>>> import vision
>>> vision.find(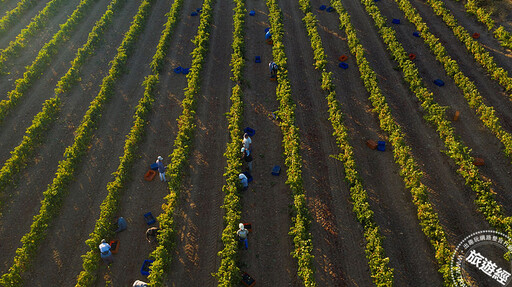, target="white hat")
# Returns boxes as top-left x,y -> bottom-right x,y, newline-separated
157,156 -> 163,161
239,223 -> 245,230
